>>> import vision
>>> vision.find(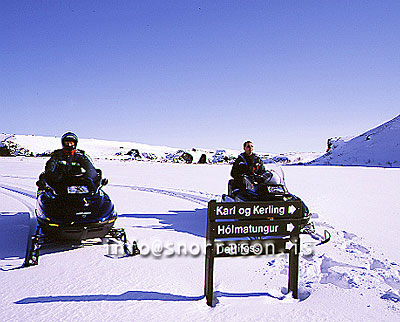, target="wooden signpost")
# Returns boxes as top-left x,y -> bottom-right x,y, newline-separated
204,199 -> 310,307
